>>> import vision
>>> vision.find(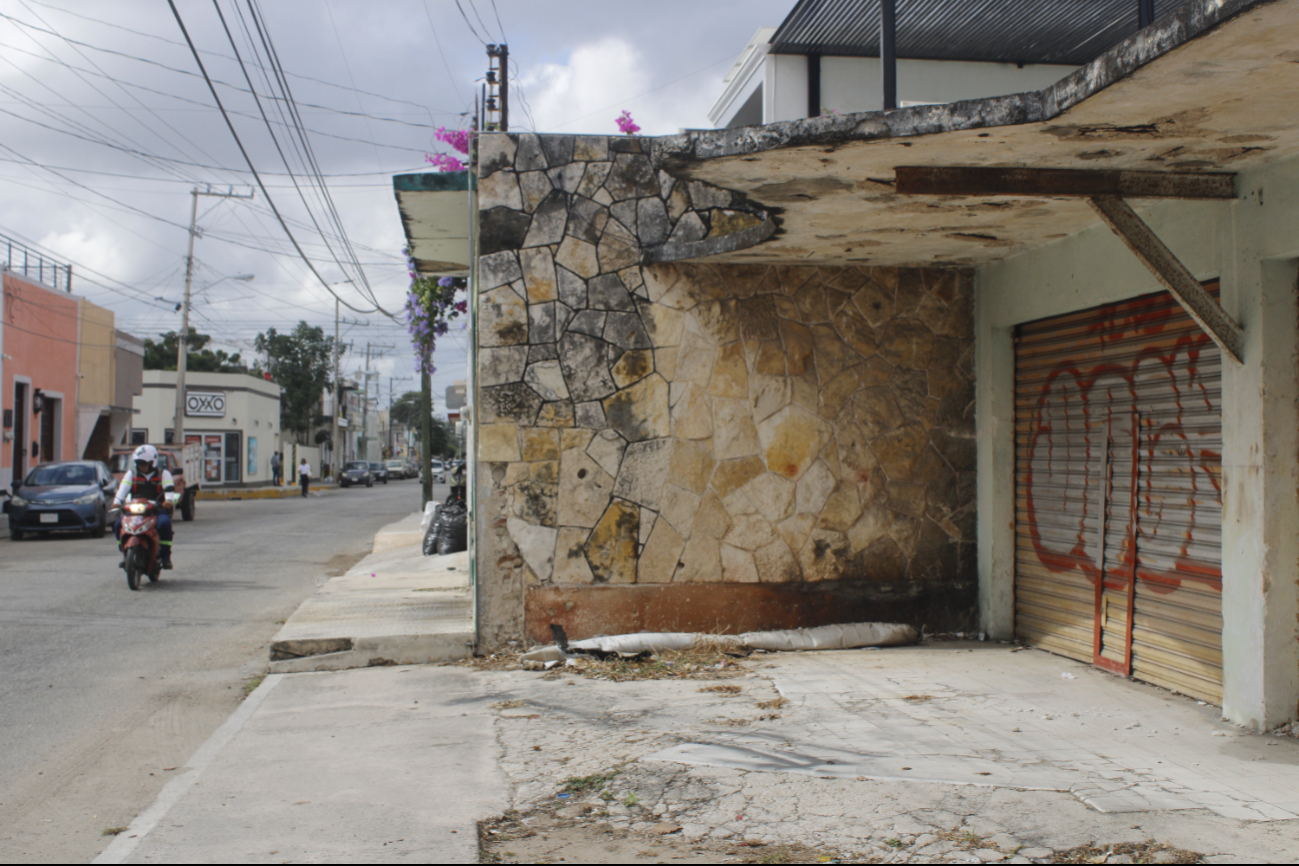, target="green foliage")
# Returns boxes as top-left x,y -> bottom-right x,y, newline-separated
143,328 -> 244,373
253,322 -> 343,444
389,389 -> 423,427
389,390 -> 455,457
560,768 -> 622,794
